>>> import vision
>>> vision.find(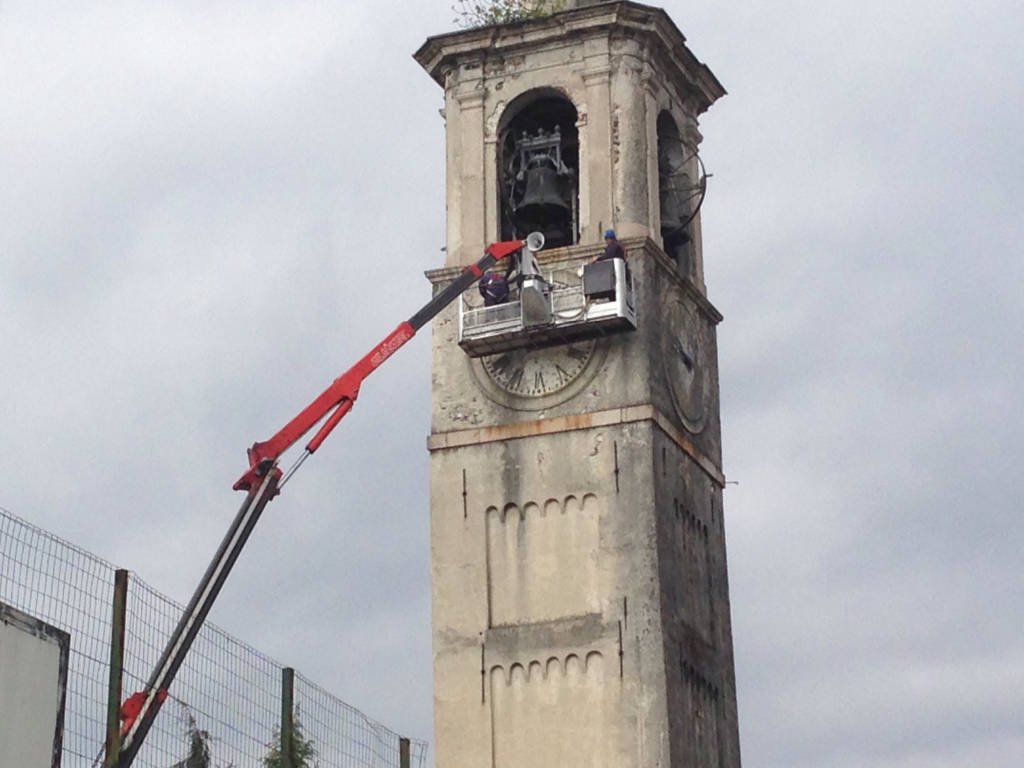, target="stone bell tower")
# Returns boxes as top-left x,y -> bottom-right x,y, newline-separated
415,3 -> 740,767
